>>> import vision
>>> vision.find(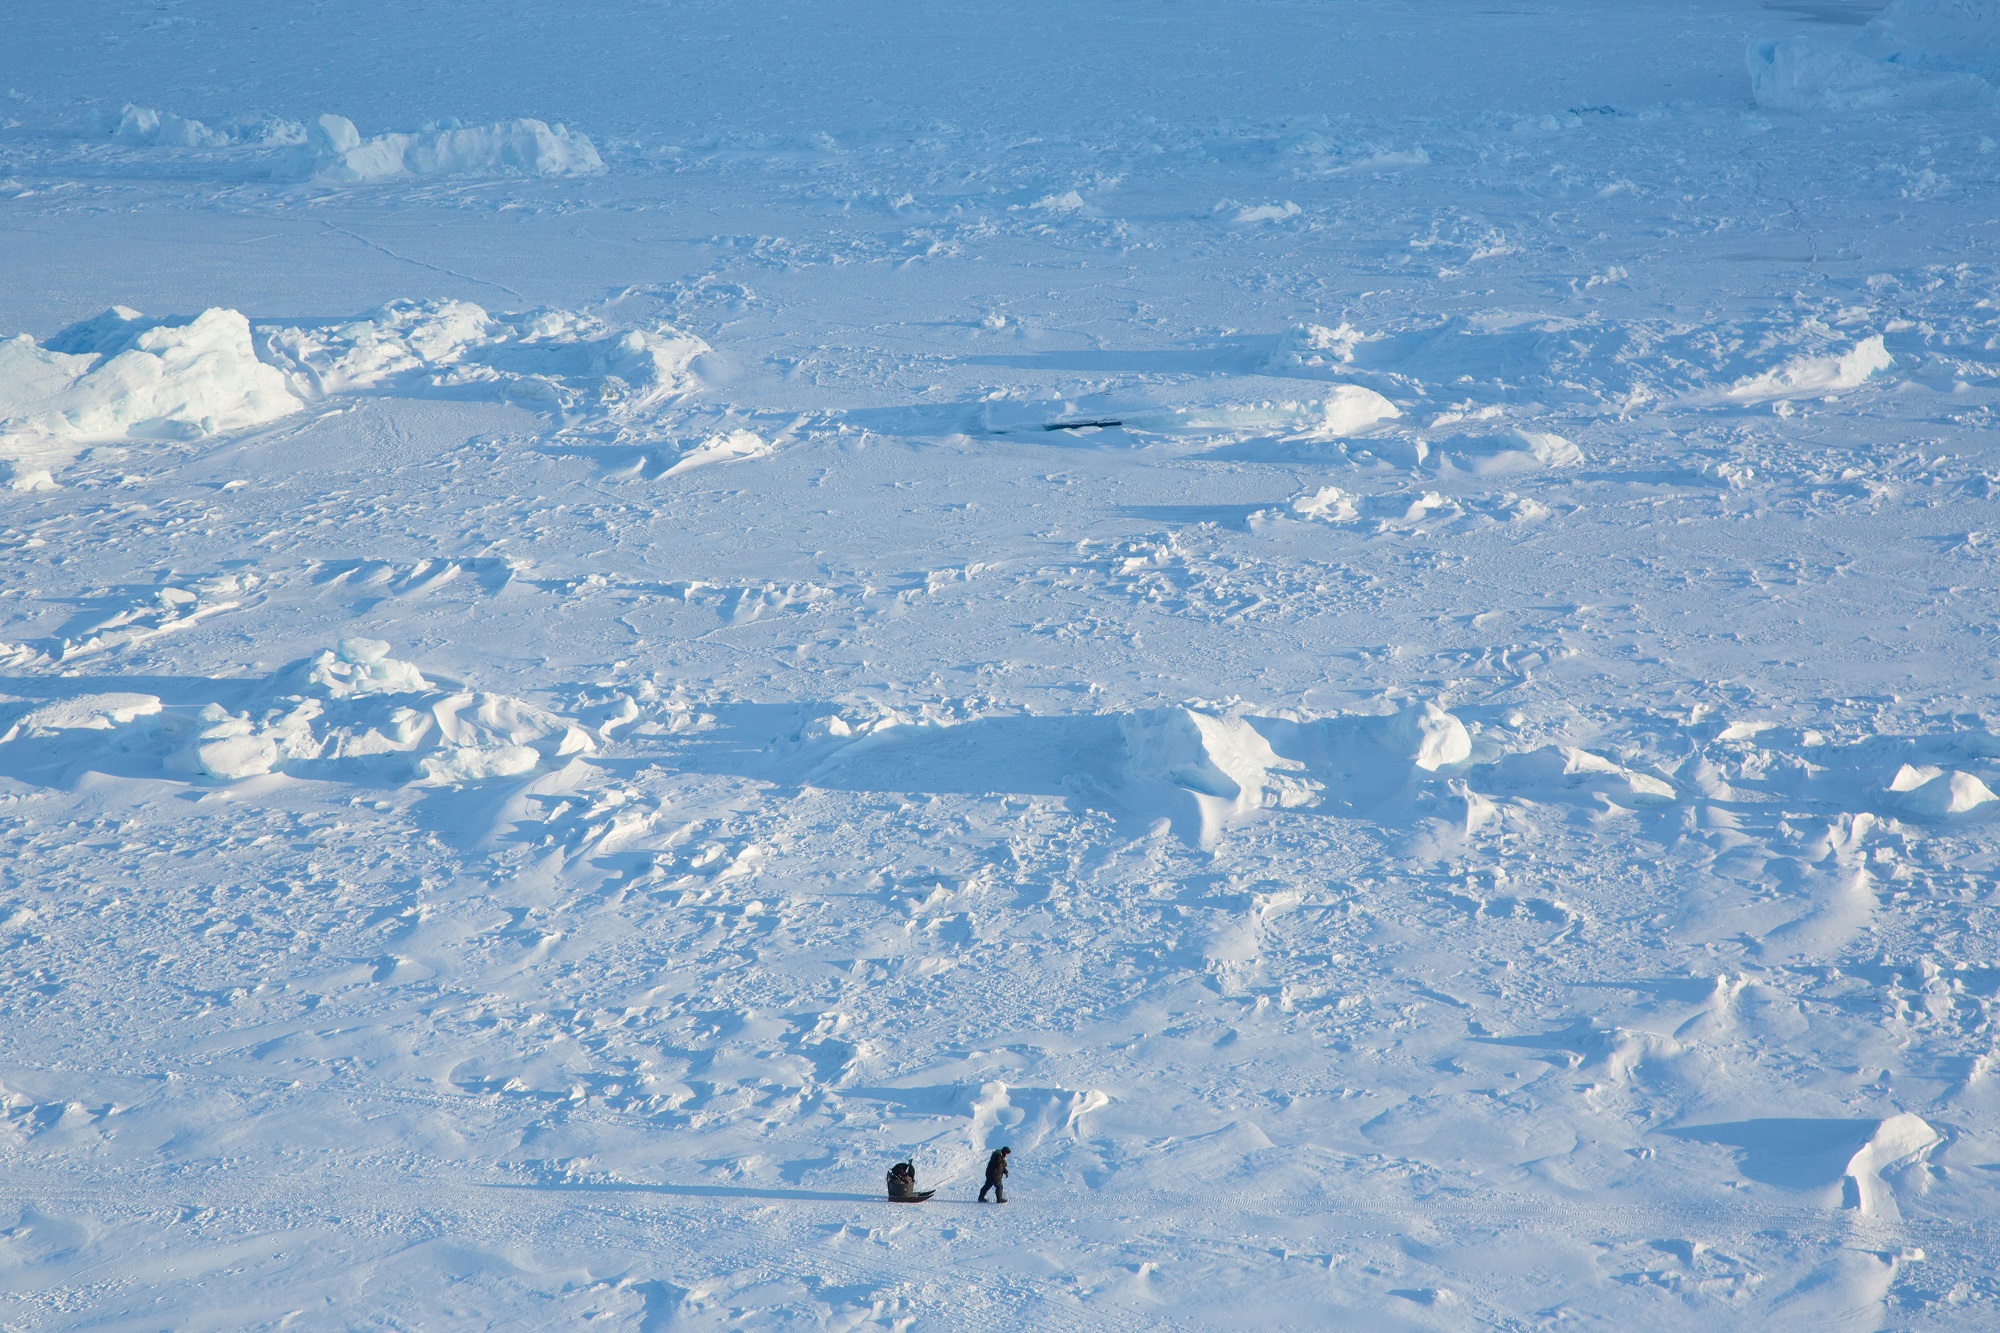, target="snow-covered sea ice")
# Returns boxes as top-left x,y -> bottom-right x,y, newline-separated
5,0 -> 2000,1327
